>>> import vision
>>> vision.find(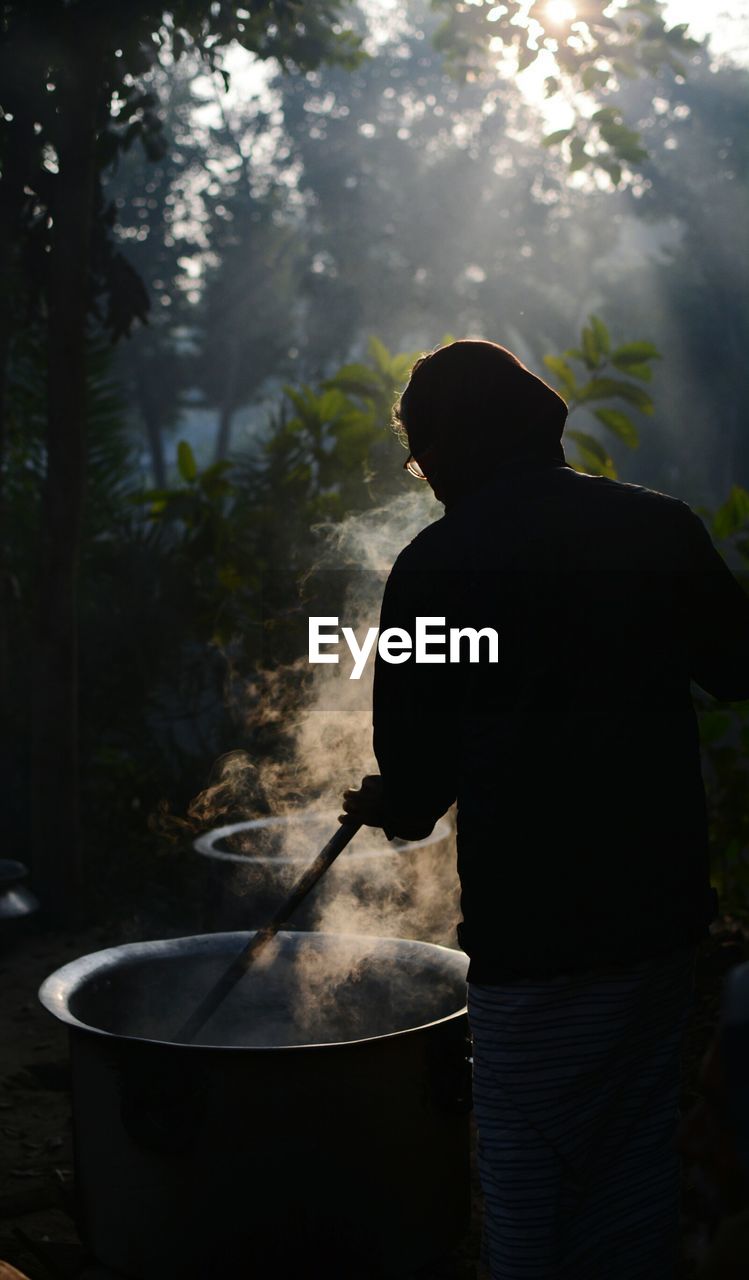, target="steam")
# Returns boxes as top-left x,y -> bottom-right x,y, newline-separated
183,487 -> 462,1040
75,932 -> 468,1049
195,488 -> 438,821
293,490 -> 438,803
